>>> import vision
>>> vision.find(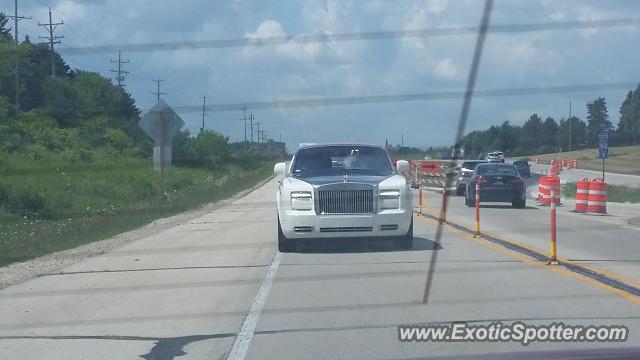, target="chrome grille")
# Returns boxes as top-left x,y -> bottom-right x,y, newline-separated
317,189 -> 374,215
